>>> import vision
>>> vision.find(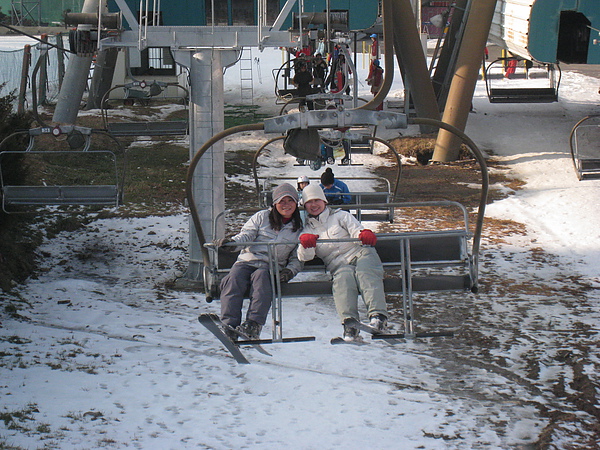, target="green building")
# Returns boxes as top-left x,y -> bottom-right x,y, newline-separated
106,0 -> 380,31
0,0 -> 84,26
